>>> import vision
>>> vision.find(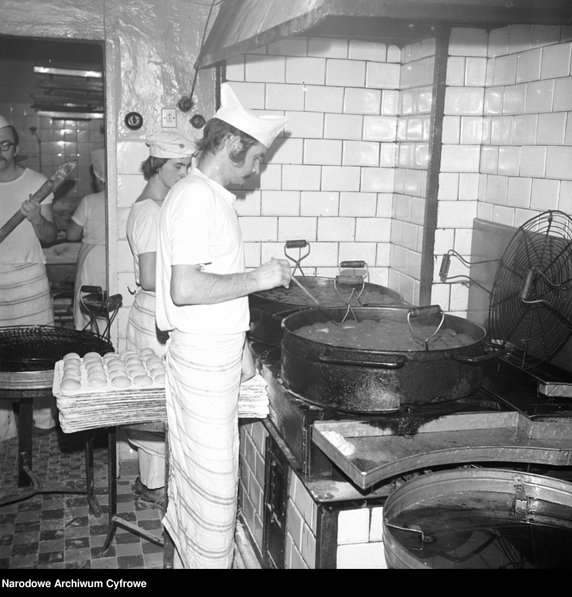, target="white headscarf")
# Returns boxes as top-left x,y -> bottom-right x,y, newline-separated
214,83 -> 288,148
146,131 -> 195,158
91,148 -> 106,182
